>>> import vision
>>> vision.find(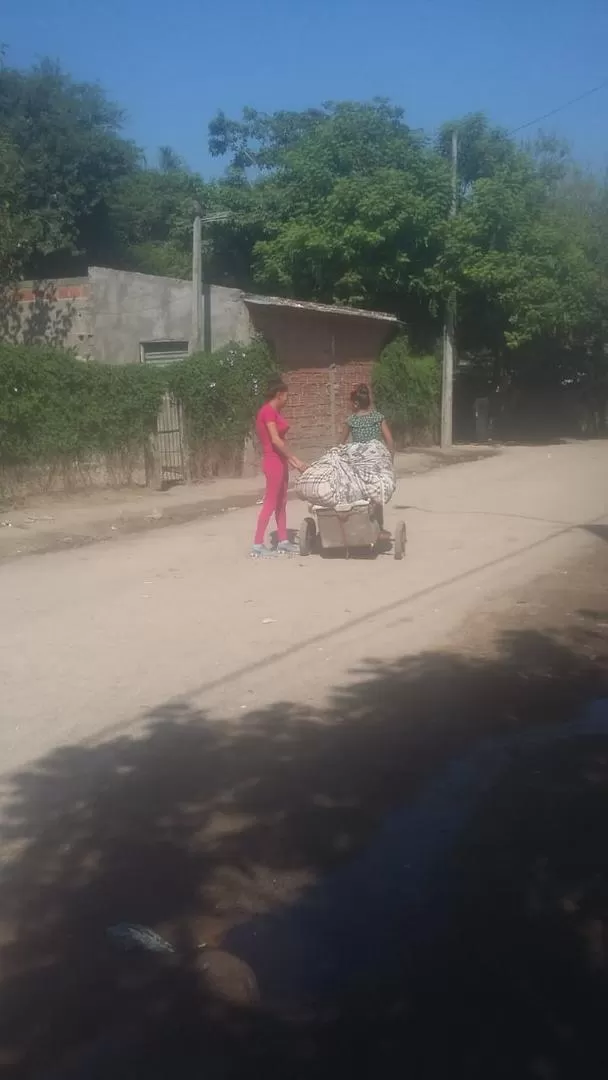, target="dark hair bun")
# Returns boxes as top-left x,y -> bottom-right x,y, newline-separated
351,383 -> 371,409
265,378 -> 288,401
